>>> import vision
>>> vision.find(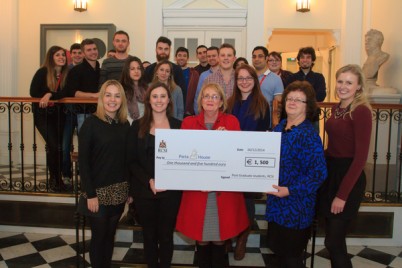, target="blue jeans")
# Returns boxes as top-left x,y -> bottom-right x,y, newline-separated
62,105 -> 77,178
77,113 -> 91,134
